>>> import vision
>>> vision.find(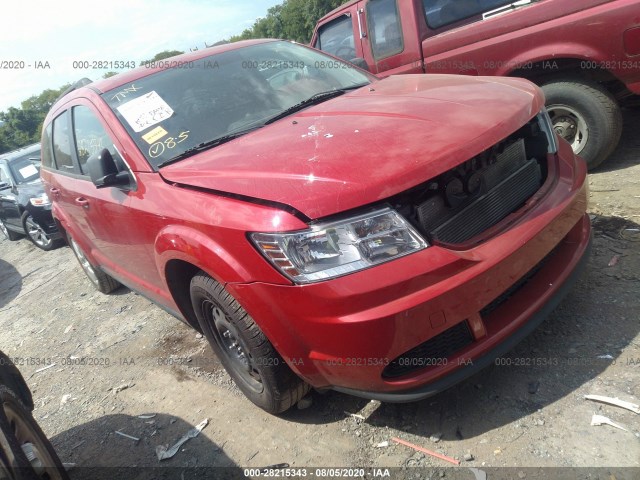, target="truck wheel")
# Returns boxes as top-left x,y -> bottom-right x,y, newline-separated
190,272 -> 310,414
0,385 -> 70,480
0,219 -> 21,241
542,80 -> 622,170
67,234 -> 120,294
